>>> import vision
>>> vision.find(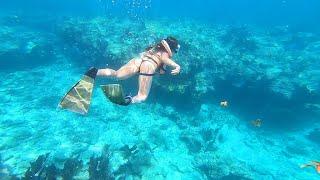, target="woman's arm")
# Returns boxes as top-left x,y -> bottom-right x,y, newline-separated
162,57 -> 181,75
